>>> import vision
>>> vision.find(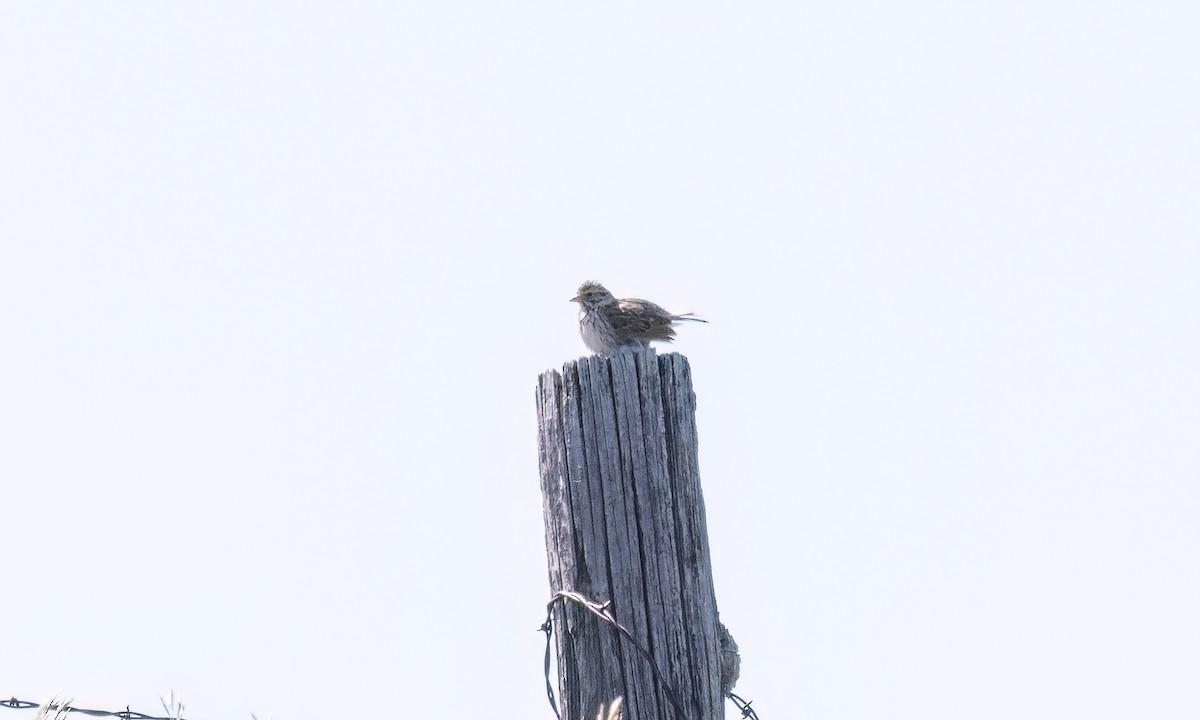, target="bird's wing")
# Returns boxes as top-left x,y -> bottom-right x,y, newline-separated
611,298 -> 678,341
